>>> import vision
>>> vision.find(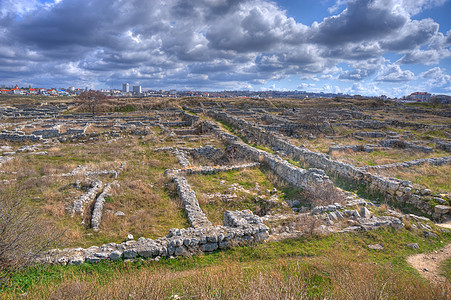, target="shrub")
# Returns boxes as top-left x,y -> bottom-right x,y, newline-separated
0,189 -> 60,276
